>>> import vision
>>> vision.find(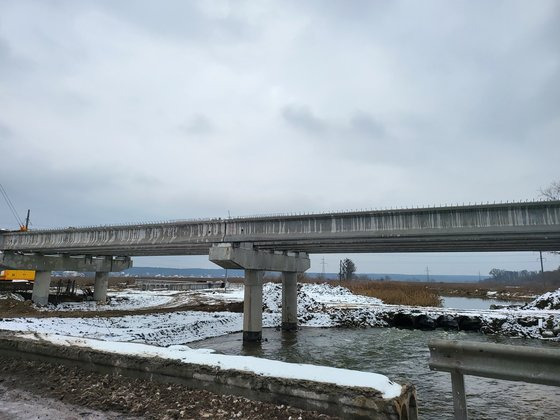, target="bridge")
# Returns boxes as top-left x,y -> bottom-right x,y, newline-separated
1,200 -> 560,341
2,201 -> 560,255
